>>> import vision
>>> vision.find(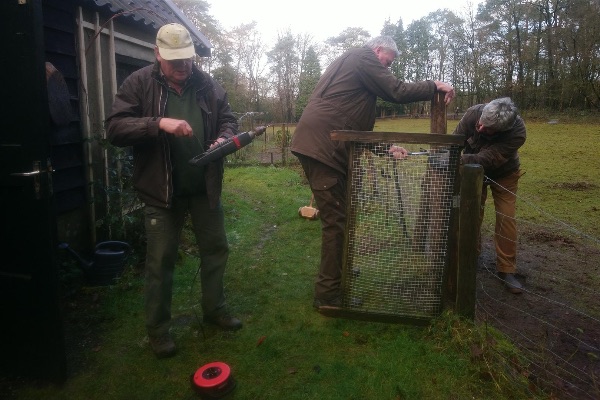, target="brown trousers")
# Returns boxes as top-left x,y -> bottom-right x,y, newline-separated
480,170 -> 523,273
297,155 -> 347,301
